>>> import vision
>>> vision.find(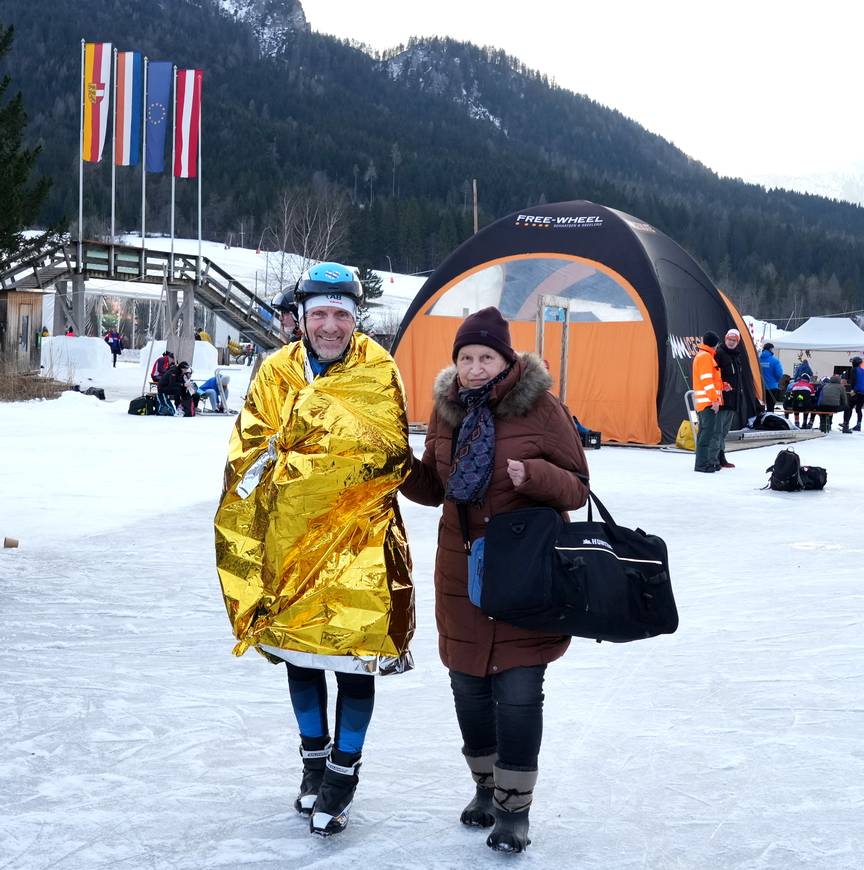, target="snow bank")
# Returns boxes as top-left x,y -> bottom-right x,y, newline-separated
139,339 -> 220,378
39,336 -> 111,376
